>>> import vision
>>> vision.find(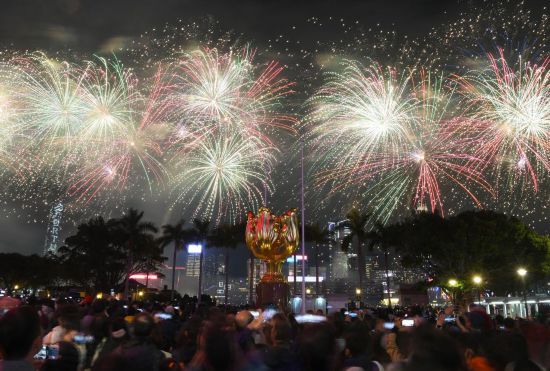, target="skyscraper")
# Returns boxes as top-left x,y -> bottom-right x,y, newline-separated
44,202 -> 64,255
